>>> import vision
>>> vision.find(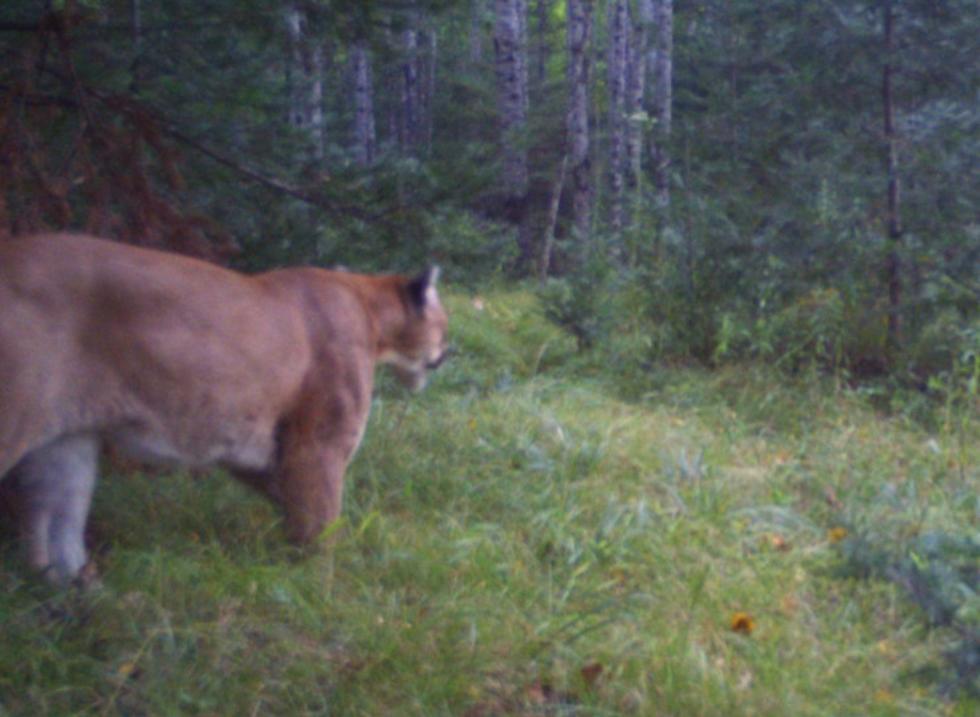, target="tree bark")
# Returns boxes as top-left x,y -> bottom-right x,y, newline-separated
351,38 -> 376,167
648,0 -> 672,210
566,0 -> 593,247
882,0 -> 902,350
400,21 -> 420,151
470,0 -> 486,65
607,0 -> 629,235
494,0 -> 533,267
285,5 -> 325,161
421,26 -> 437,152
517,0 -> 530,117
534,0 -> 551,89
626,0 -> 651,207
129,0 -> 142,95
494,0 -> 529,195
539,153 -> 568,281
